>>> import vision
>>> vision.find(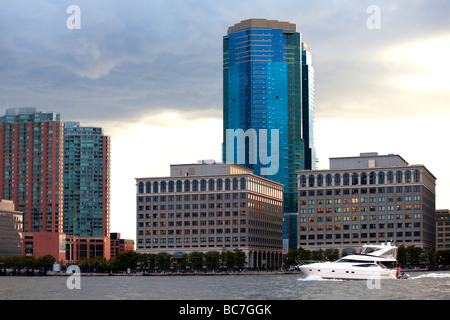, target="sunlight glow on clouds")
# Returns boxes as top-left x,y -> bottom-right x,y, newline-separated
384,35 -> 450,91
